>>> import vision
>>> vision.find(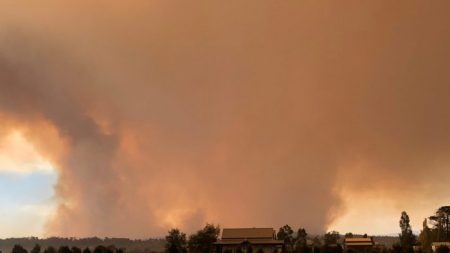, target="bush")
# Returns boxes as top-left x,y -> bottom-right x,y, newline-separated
436,246 -> 449,253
